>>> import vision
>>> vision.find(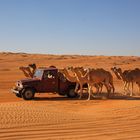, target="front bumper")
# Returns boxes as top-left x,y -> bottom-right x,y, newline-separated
11,88 -> 20,94
11,87 -> 23,94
